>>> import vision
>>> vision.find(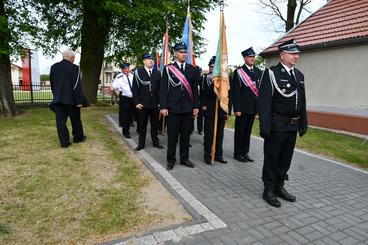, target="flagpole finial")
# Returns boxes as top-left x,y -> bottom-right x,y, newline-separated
220,0 -> 225,11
